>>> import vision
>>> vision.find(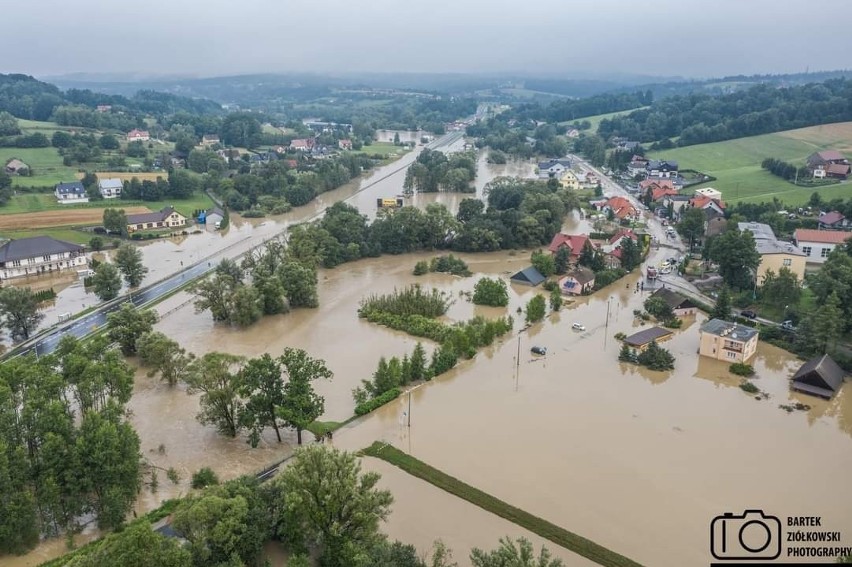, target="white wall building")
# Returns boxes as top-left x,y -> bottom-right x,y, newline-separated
0,236 -> 88,280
